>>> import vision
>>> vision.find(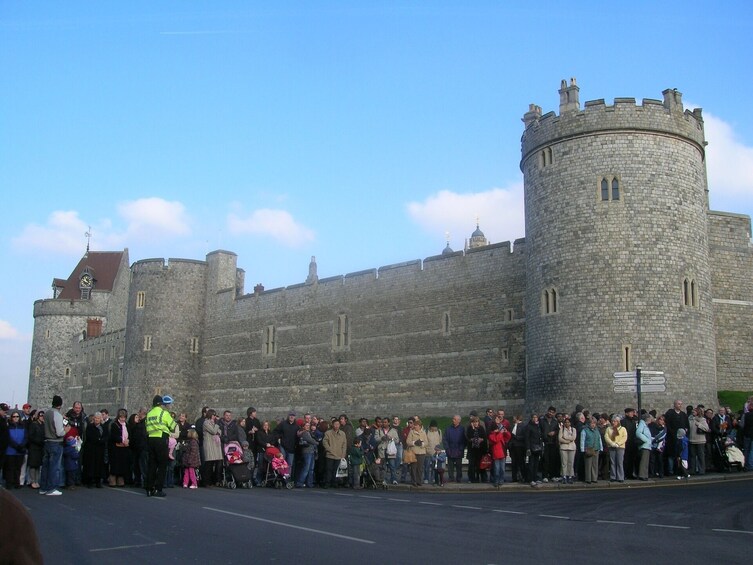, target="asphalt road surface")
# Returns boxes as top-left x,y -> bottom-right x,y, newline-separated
10,477 -> 753,564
